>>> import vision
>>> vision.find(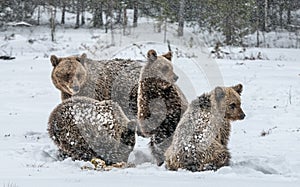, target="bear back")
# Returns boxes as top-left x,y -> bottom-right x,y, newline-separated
48,96 -> 136,164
